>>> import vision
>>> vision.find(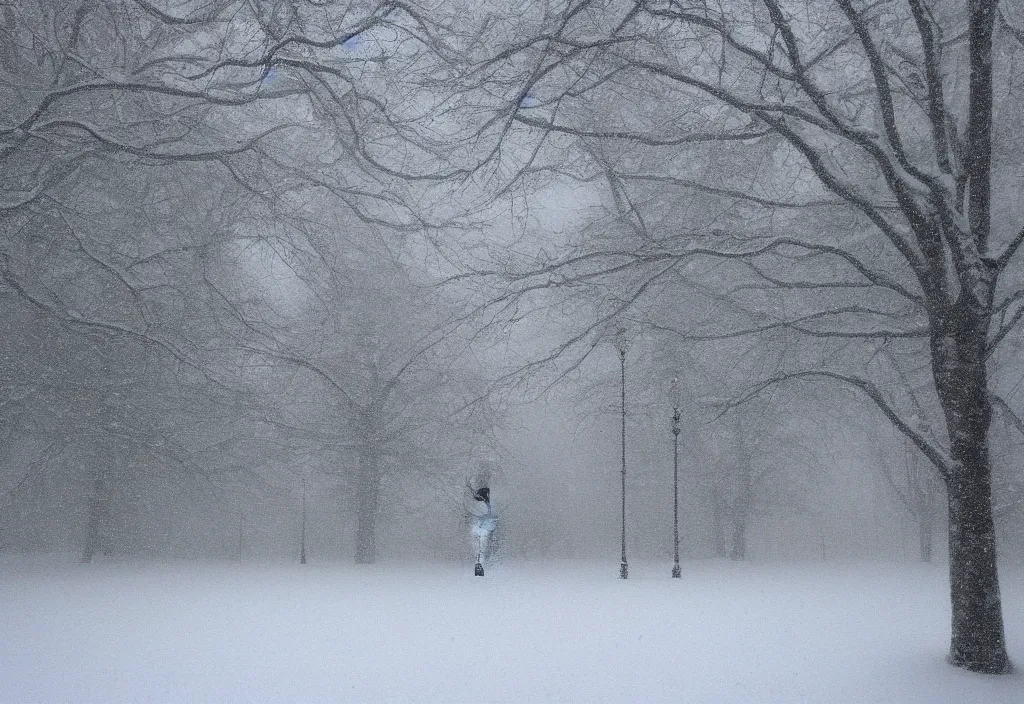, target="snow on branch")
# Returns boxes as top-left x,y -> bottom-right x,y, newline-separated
650,307 -> 928,342
726,370 -> 952,481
